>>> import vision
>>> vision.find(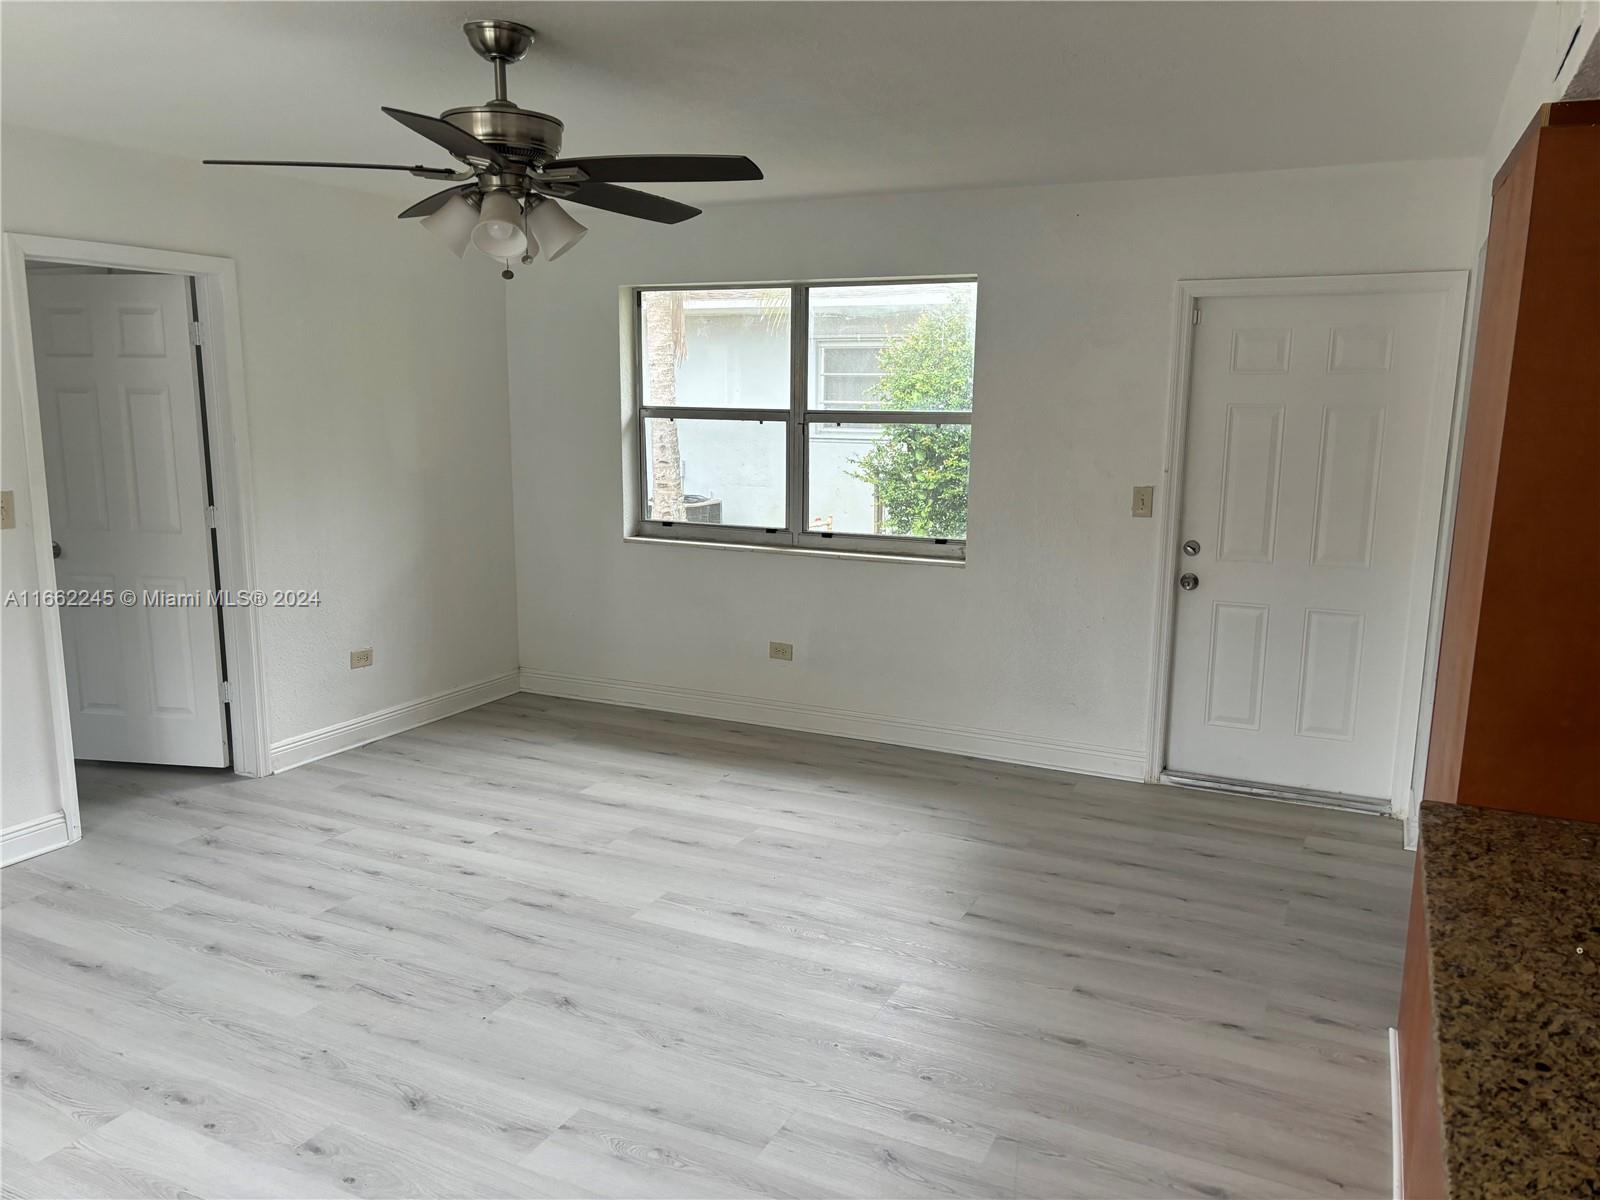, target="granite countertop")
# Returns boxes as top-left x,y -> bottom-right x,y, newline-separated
1419,802 -> 1599,1199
